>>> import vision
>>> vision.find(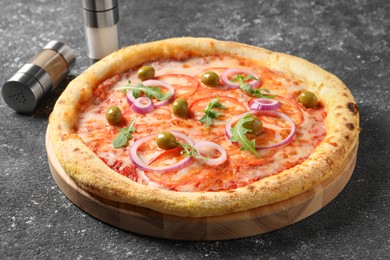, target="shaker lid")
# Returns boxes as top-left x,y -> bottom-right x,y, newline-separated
82,0 -> 119,28
82,0 -> 118,11
2,64 -> 52,113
